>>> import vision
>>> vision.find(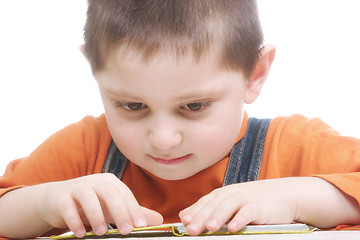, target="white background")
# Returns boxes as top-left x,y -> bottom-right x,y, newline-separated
1,0 -> 360,174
